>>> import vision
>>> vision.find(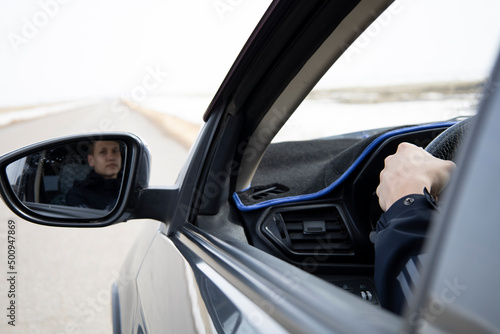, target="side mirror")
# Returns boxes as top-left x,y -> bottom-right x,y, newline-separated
0,133 -> 150,227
